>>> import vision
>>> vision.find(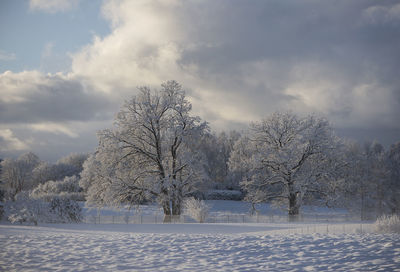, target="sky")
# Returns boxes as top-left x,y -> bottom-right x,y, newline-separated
1,0 -> 400,162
